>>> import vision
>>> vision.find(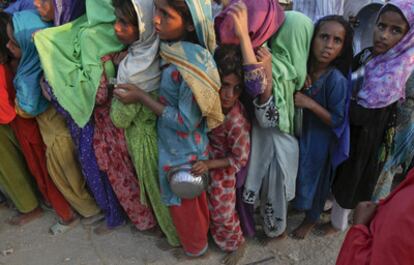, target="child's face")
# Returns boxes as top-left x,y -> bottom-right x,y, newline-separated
220,73 -> 242,111
114,15 -> 139,45
373,10 -> 409,55
312,21 -> 345,66
34,0 -> 54,22
6,23 -> 21,60
153,0 -> 188,41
